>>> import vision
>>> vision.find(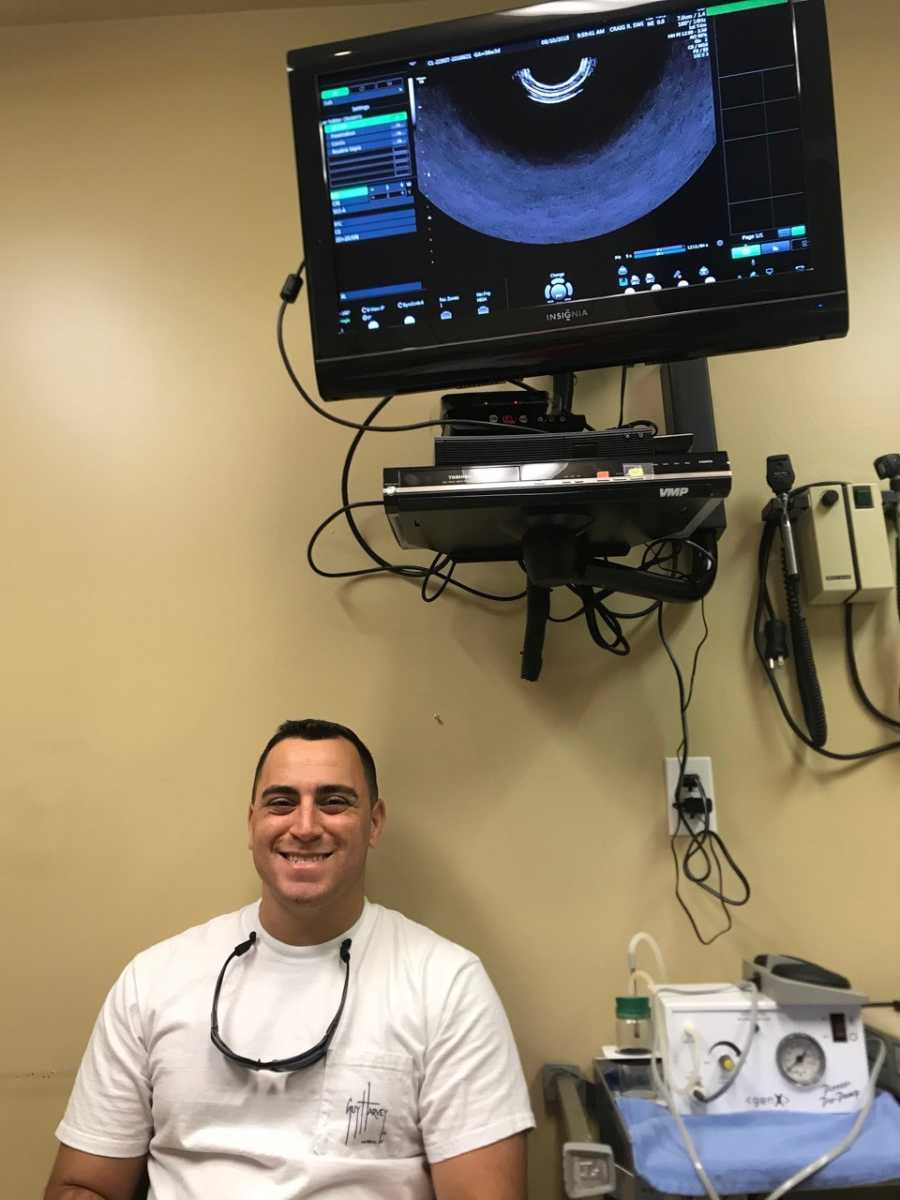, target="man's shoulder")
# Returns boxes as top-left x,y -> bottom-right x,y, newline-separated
131,903 -> 255,977
368,903 -> 481,976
